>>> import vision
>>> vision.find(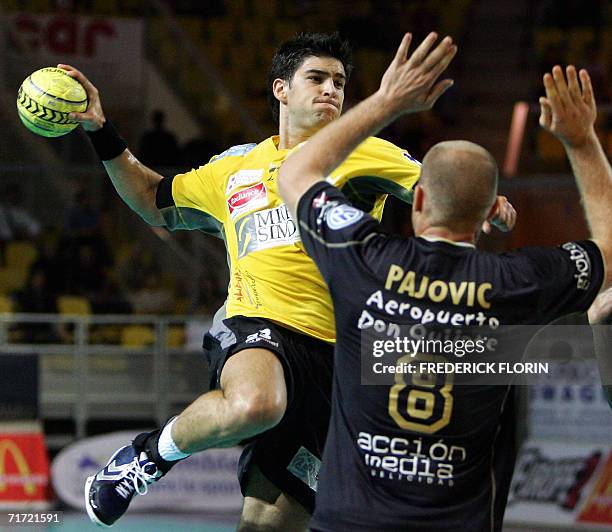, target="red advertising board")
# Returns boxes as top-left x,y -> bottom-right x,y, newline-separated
578,452 -> 612,524
0,431 -> 51,506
